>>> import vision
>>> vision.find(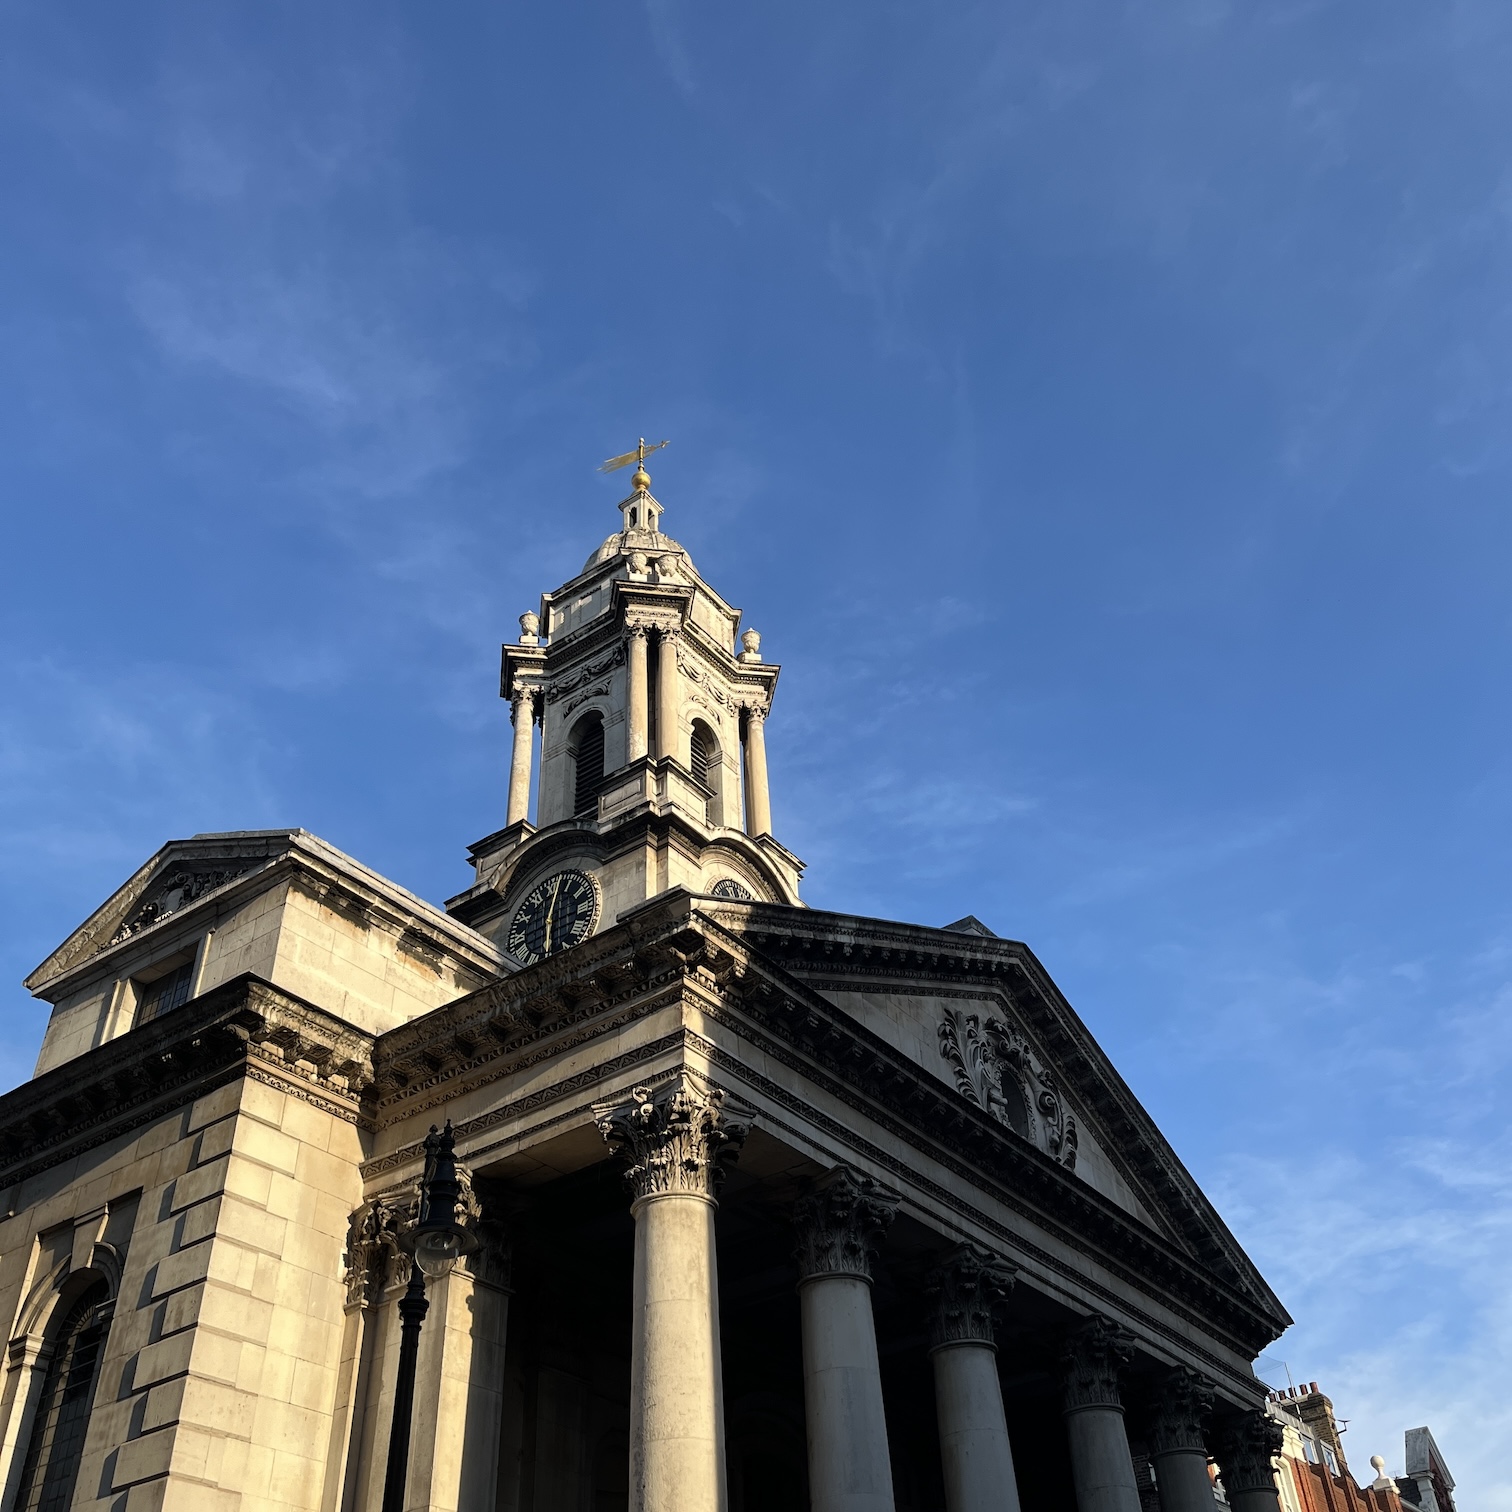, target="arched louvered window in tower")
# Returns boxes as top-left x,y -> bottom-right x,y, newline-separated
689,720 -> 722,825
572,714 -> 605,817
16,1279 -> 112,1512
